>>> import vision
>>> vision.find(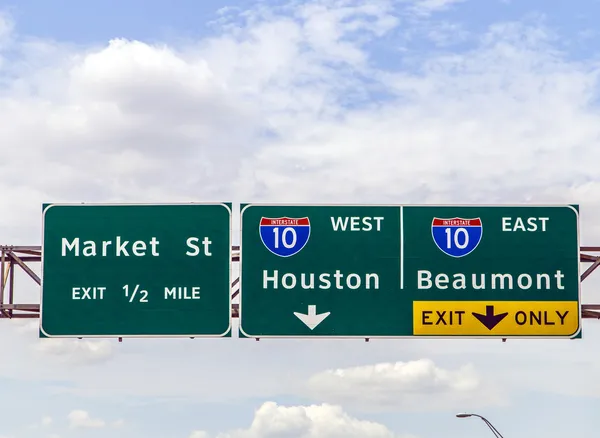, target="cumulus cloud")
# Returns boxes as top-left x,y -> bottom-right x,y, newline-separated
191,402 -> 416,438
67,409 -> 105,428
307,359 -> 506,411
0,0 -> 598,245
